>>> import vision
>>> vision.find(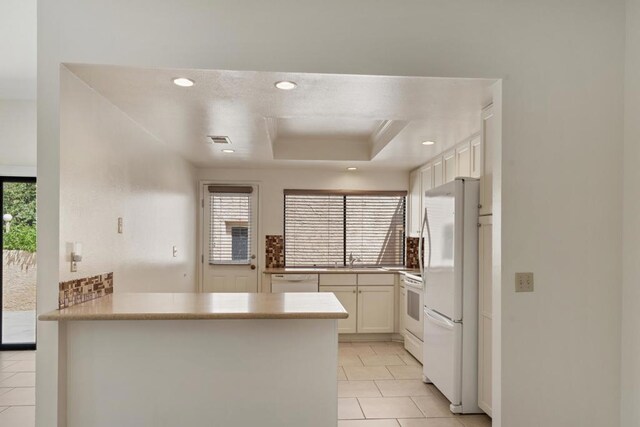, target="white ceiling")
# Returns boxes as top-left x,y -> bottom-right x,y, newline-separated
65,64 -> 495,171
0,0 -> 36,100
